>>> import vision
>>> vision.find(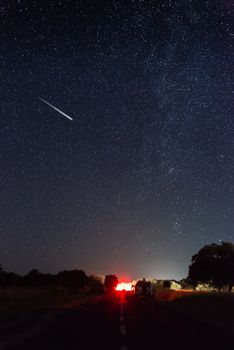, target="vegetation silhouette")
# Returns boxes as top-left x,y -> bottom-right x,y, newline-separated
189,241 -> 234,291
0,266 -> 103,294
88,274 -> 104,294
22,269 -> 56,287
58,270 -> 87,289
0,240 -> 234,293
104,275 -> 118,292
